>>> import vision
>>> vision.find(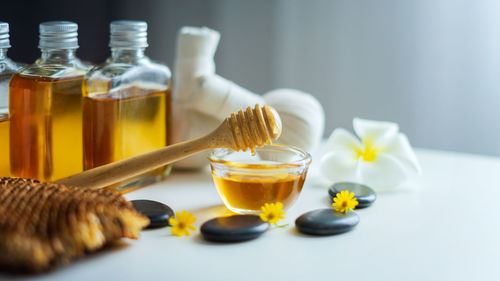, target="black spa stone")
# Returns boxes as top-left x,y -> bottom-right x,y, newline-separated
201,215 -> 270,242
131,200 -> 174,229
295,208 -> 359,236
328,182 -> 376,208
